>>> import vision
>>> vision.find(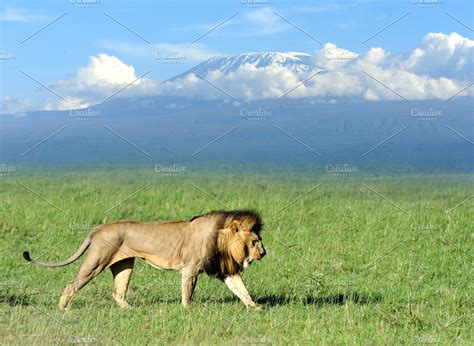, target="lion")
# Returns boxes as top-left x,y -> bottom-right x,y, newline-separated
23,210 -> 265,310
